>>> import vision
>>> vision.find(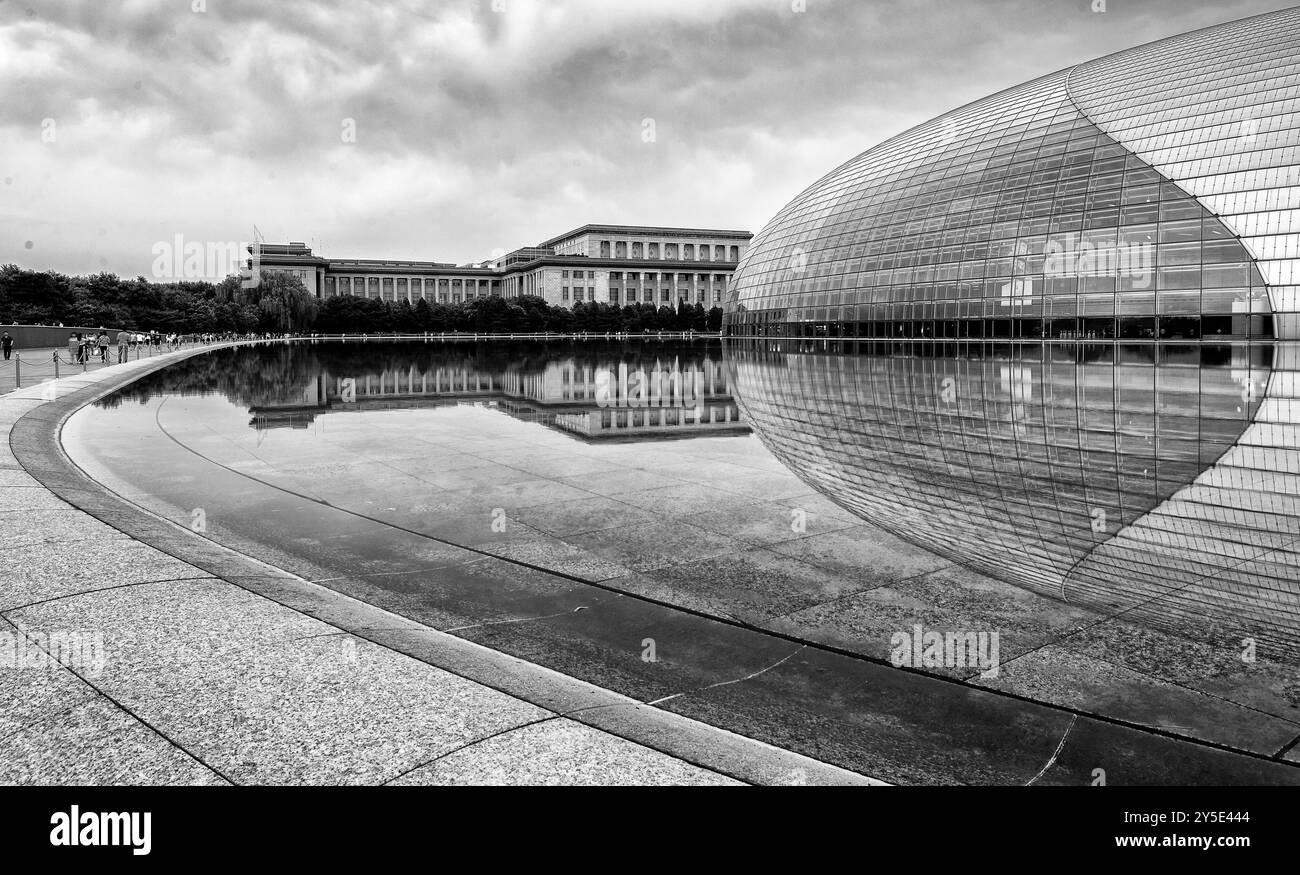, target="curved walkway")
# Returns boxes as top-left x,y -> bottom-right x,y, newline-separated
0,343 -> 875,785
